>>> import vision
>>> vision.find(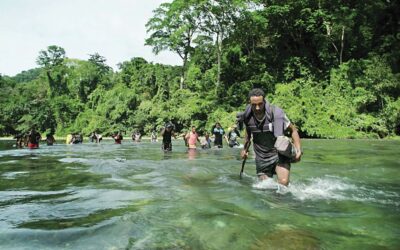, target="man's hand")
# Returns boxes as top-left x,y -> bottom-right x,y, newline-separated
293,148 -> 302,162
240,149 -> 248,159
